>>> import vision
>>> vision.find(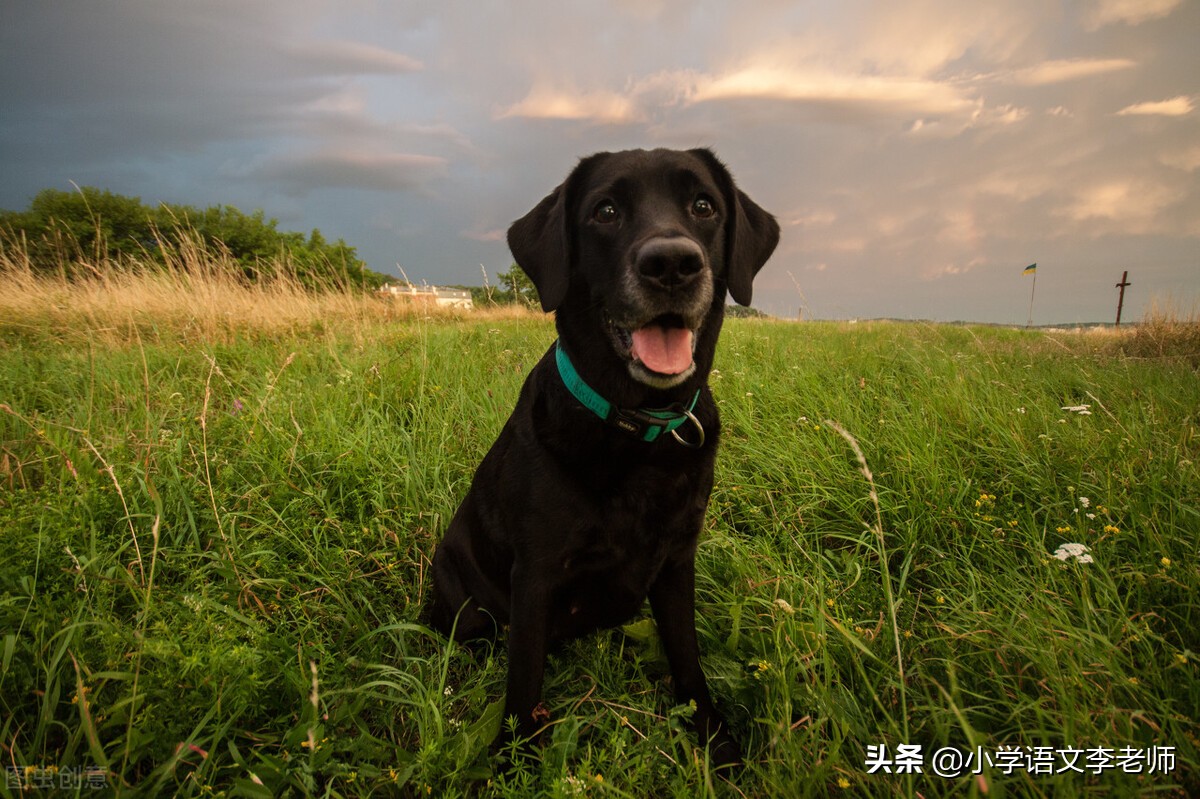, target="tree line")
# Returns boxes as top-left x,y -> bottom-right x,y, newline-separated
3,187 -> 762,311
0,187 -> 390,288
